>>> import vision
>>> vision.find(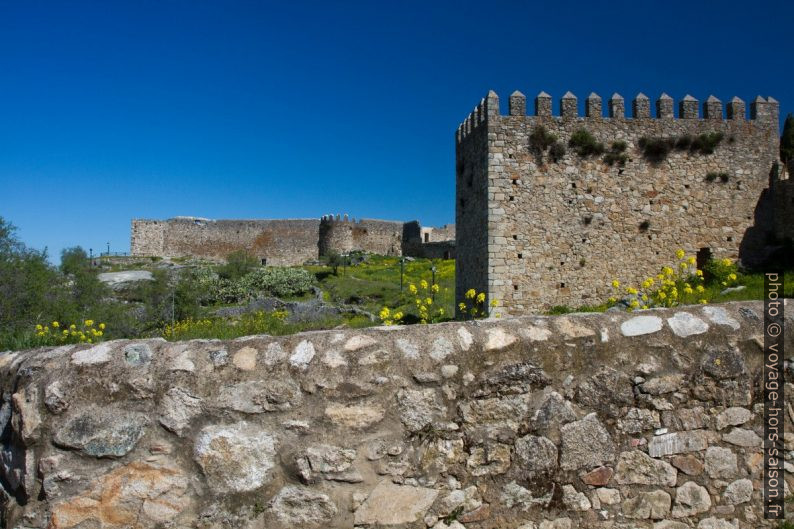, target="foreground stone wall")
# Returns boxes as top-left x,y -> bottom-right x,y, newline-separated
456,90 -> 781,315
2,300 -> 792,529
